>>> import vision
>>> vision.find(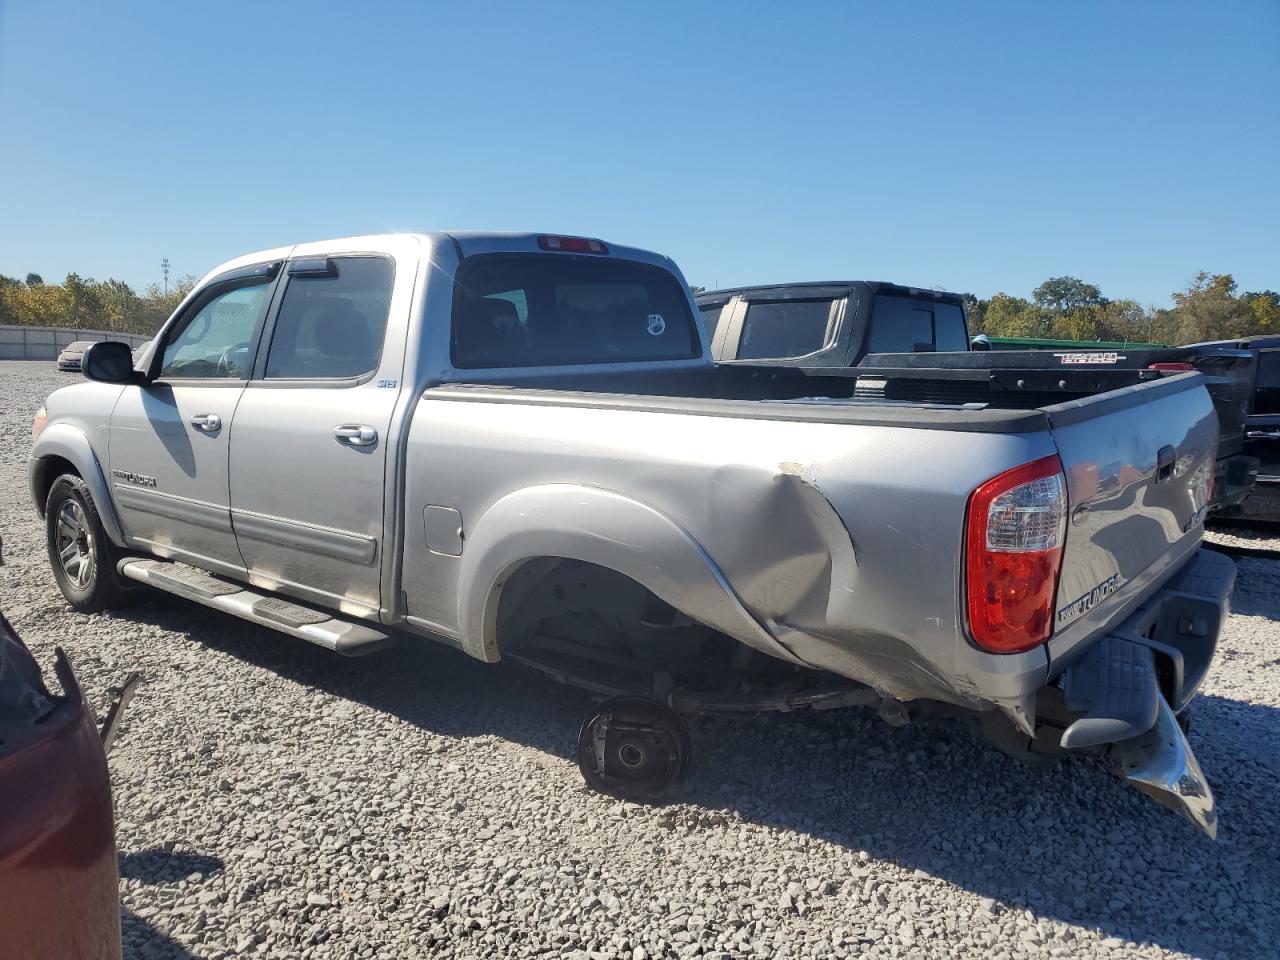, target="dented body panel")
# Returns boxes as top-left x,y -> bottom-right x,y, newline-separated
400,371 -> 1219,730
402,388 -> 1056,715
